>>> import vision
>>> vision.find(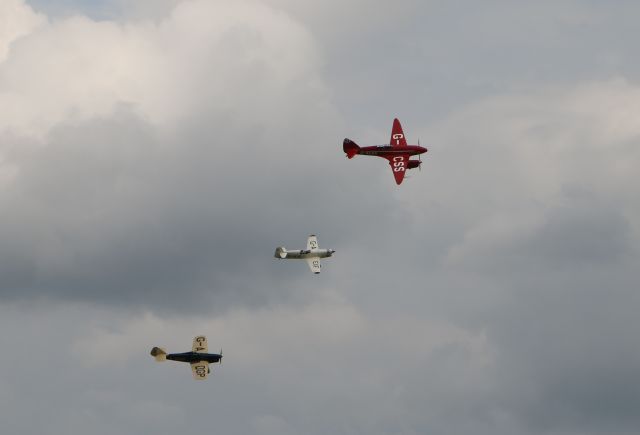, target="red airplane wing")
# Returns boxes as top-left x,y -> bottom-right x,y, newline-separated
385,154 -> 408,185
390,118 -> 408,148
